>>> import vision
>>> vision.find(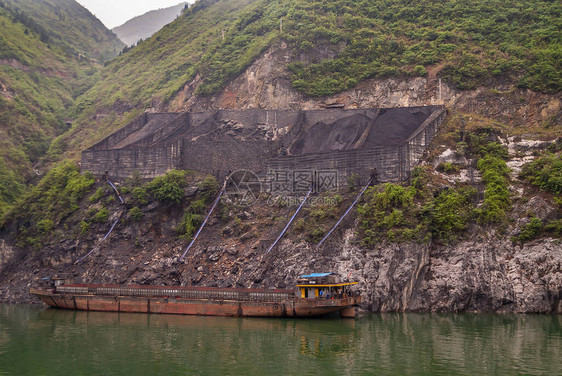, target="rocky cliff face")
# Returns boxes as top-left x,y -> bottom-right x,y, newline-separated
0,240 -> 14,272
0,179 -> 560,314
168,42 -> 561,130
251,234 -> 561,314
